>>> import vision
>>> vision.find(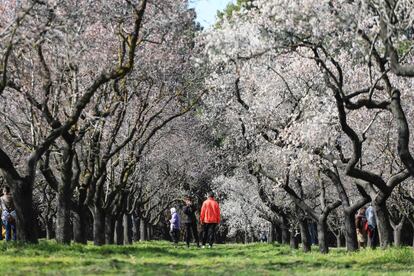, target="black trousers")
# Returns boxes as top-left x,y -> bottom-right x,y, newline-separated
202,223 -> 217,246
185,223 -> 199,246
369,226 -> 378,248
170,228 -> 180,244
